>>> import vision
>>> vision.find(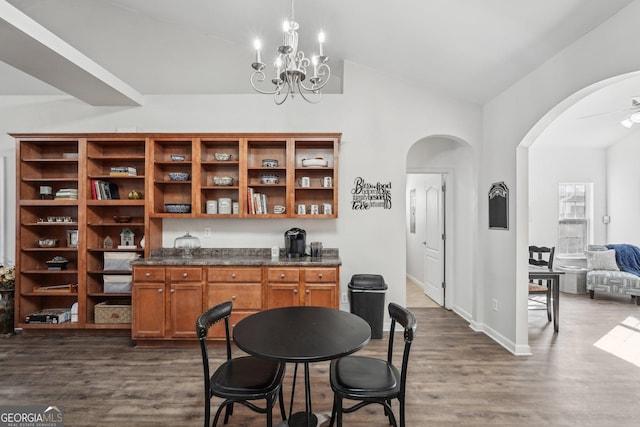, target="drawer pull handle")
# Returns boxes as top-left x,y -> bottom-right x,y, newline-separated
145,272 -> 151,277
281,273 -> 285,279
158,288 -> 163,293
231,295 -> 236,300
183,273 -> 188,278
306,289 -> 310,294
318,274 -> 323,279
231,273 -> 236,279
170,289 -> 175,293
293,289 -> 298,294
